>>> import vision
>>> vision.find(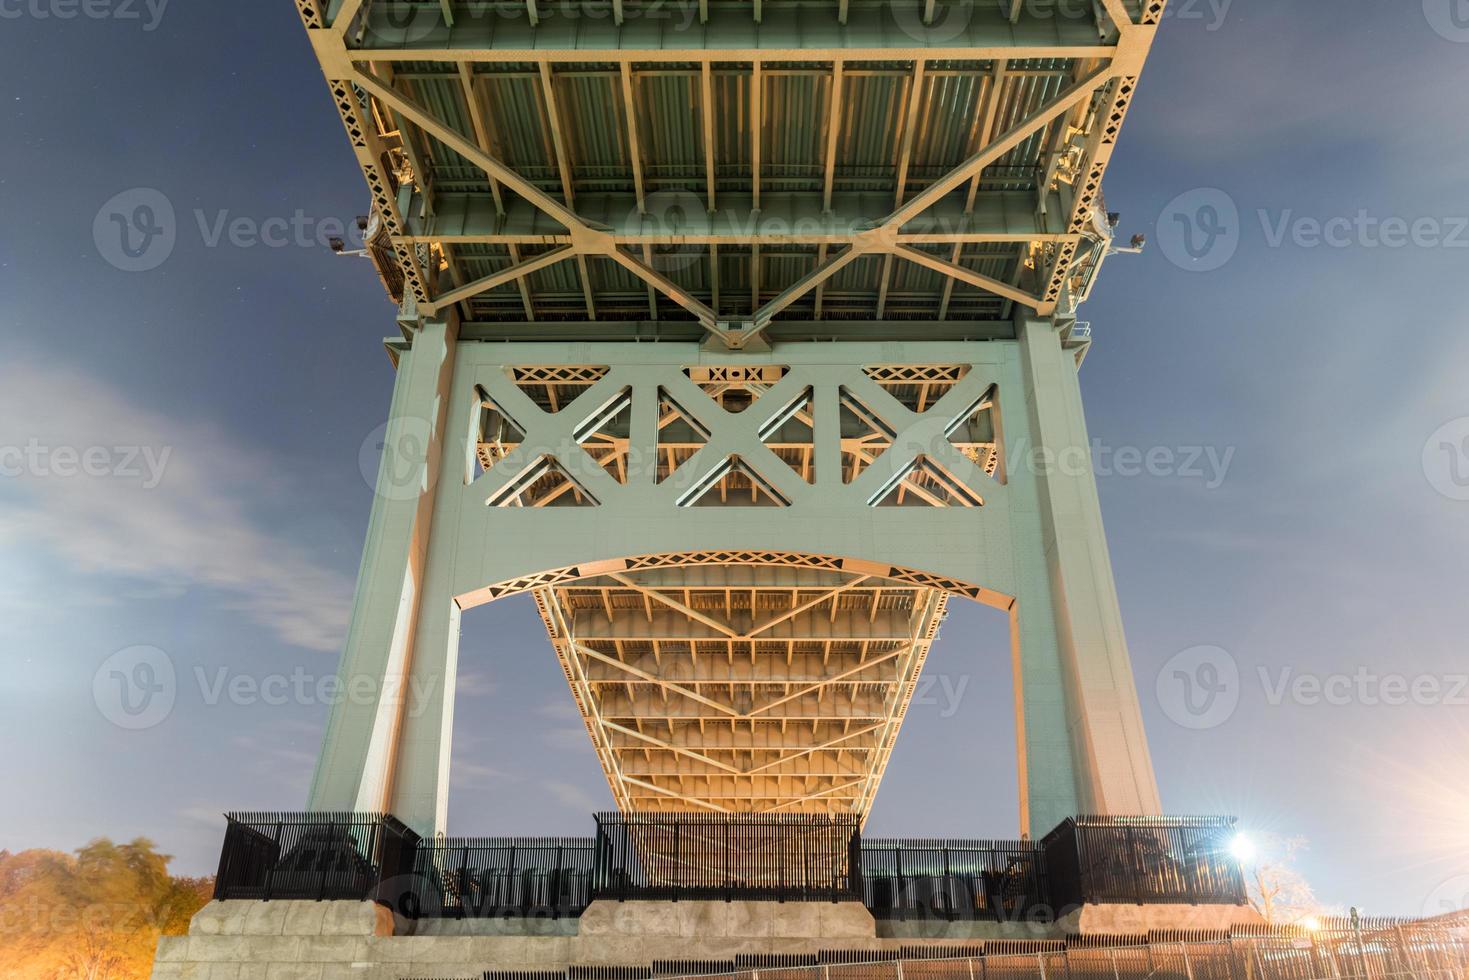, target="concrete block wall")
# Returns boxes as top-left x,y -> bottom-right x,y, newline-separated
152,899 -> 1261,979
